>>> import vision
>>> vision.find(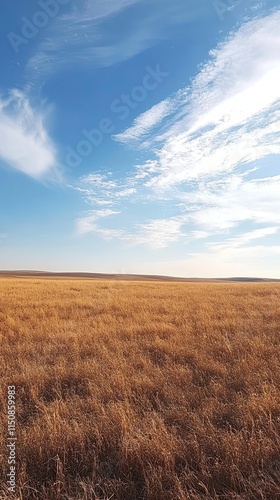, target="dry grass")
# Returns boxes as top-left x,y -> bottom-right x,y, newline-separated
0,278 -> 280,499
